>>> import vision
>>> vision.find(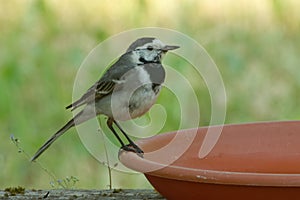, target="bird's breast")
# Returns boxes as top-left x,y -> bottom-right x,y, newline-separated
128,83 -> 161,118
98,65 -> 164,121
